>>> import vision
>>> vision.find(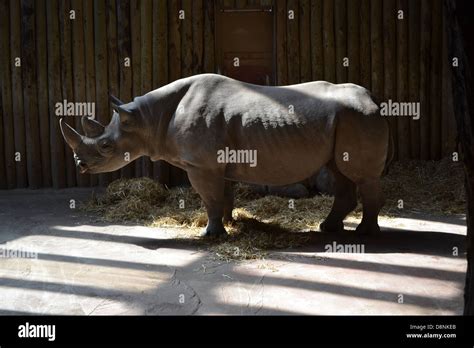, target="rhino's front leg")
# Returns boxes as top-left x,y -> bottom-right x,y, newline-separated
187,169 -> 227,237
